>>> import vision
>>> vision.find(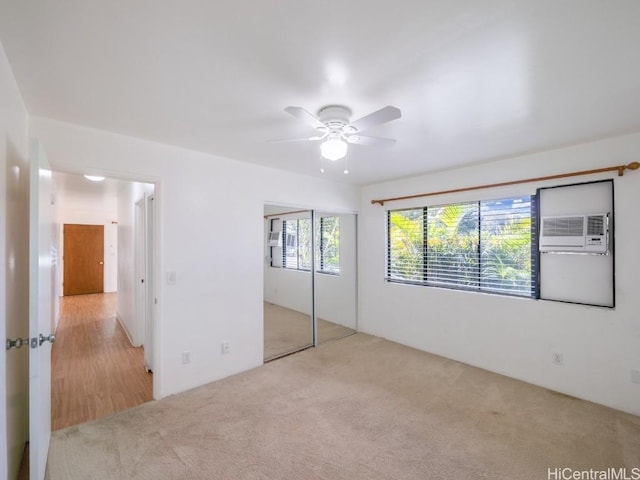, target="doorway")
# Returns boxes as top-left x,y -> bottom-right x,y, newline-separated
50,172 -> 157,429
